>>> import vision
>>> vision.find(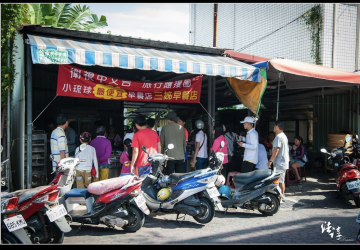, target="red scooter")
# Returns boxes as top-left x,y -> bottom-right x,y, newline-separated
321,135 -> 360,207
49,144 -> 150,233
